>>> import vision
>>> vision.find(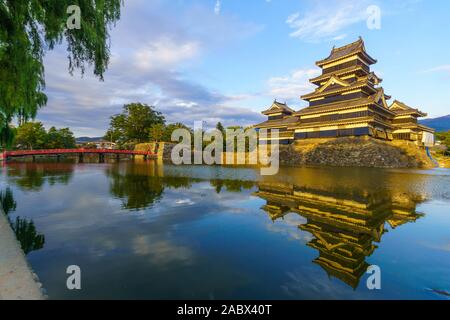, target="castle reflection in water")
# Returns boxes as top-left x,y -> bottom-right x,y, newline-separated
254,180 -> 425,289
